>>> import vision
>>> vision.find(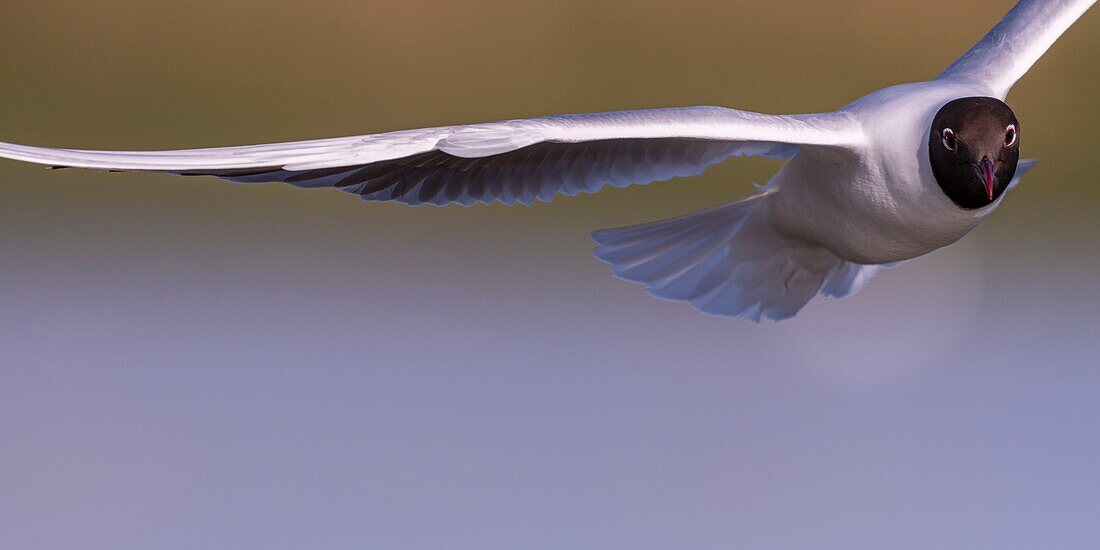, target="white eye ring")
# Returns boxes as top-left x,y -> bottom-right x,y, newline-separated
941,128 -> 957,151
1004,124 -> 1018,147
